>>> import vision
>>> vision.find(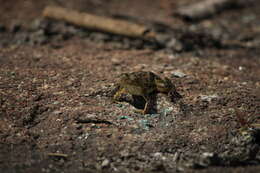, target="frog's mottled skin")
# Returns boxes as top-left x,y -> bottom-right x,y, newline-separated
113,71 -> 182,114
